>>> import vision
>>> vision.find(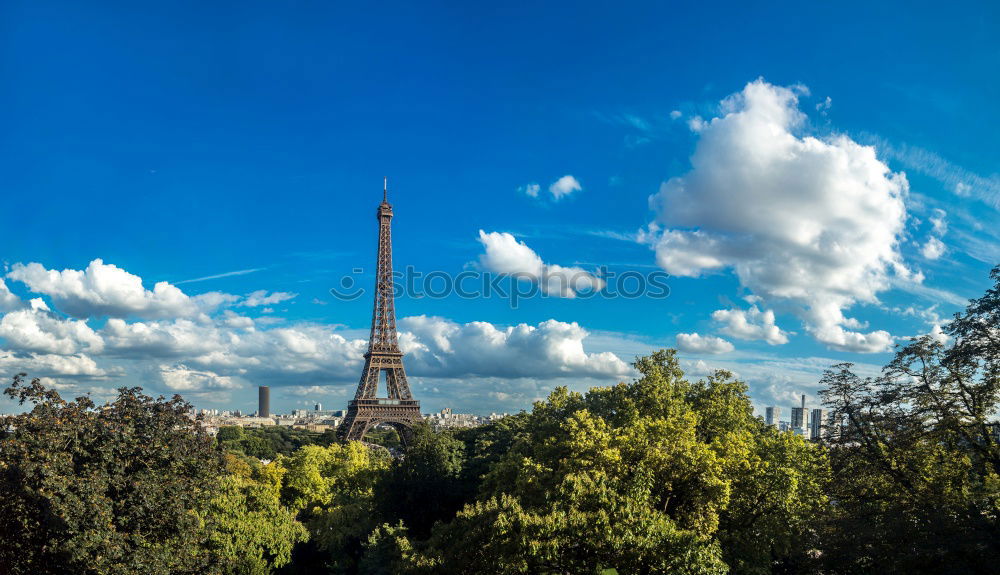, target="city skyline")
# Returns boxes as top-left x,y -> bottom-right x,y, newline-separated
2,1 -> 998,416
